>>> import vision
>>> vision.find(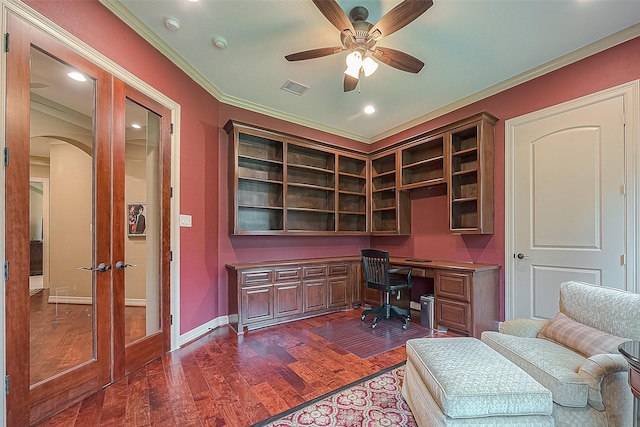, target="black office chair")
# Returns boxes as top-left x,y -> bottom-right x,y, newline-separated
360,249 -> 412,330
